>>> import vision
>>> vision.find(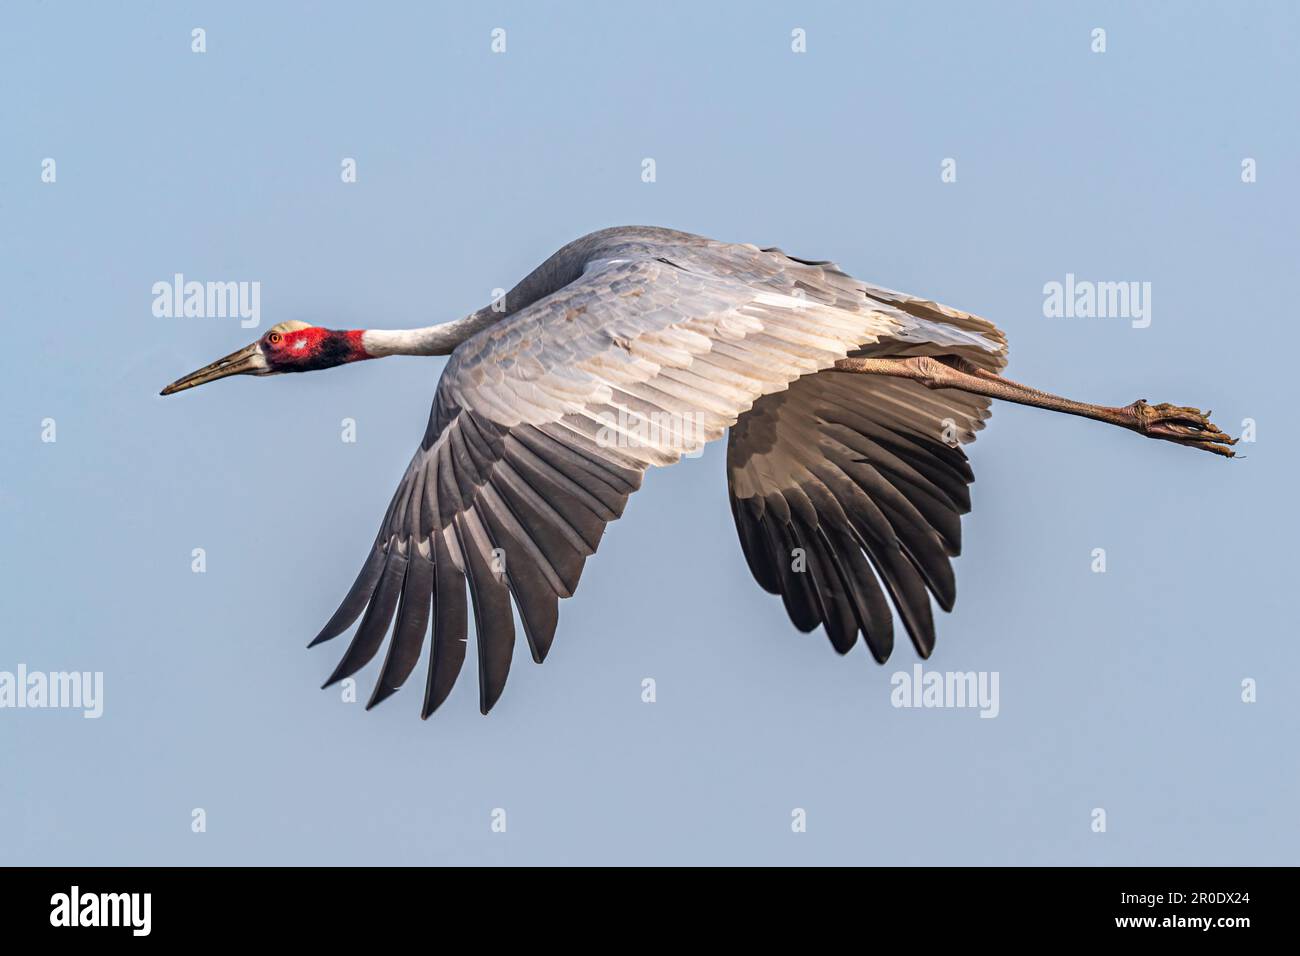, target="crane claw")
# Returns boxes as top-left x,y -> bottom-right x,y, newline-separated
1122,400 -> 1238,458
